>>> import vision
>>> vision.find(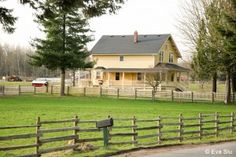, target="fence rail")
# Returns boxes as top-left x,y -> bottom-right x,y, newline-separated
0,86 -> 235,103
0,112 -> 235,156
